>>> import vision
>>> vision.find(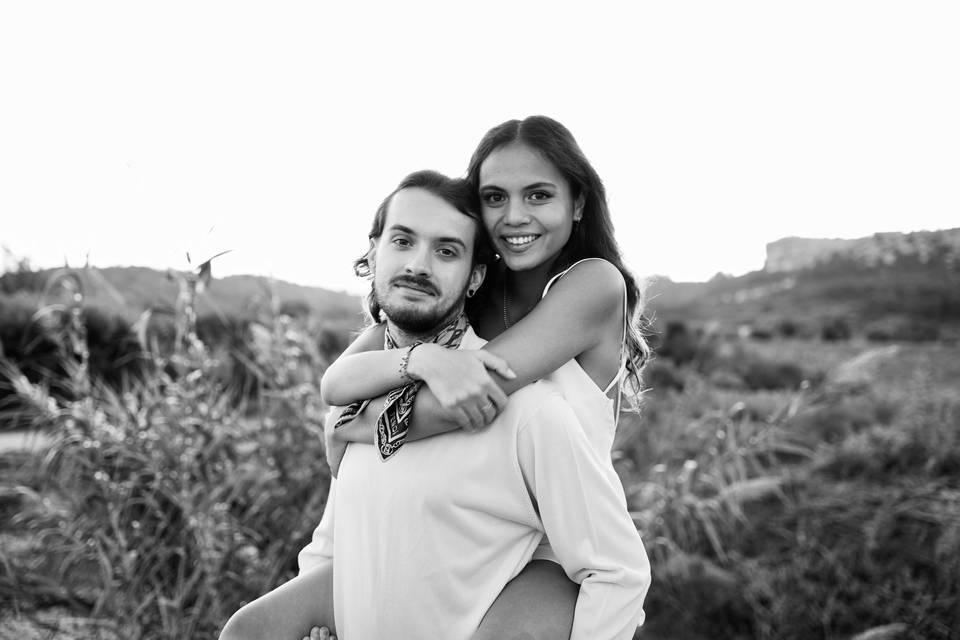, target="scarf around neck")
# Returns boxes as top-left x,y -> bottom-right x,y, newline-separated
334,312 -> 469,461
